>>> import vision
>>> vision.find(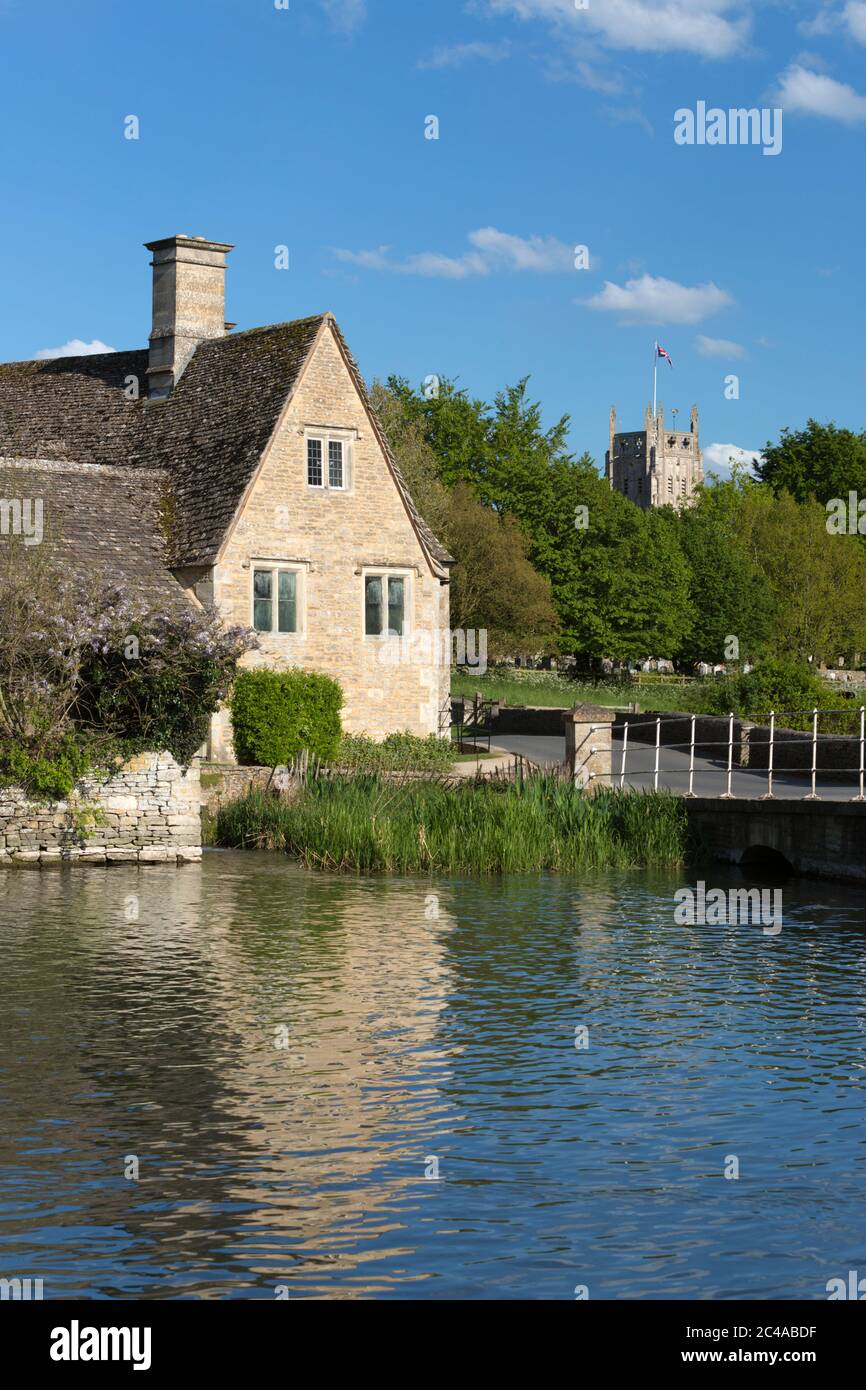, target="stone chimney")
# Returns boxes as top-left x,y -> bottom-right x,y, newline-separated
145,235 -> 234,399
